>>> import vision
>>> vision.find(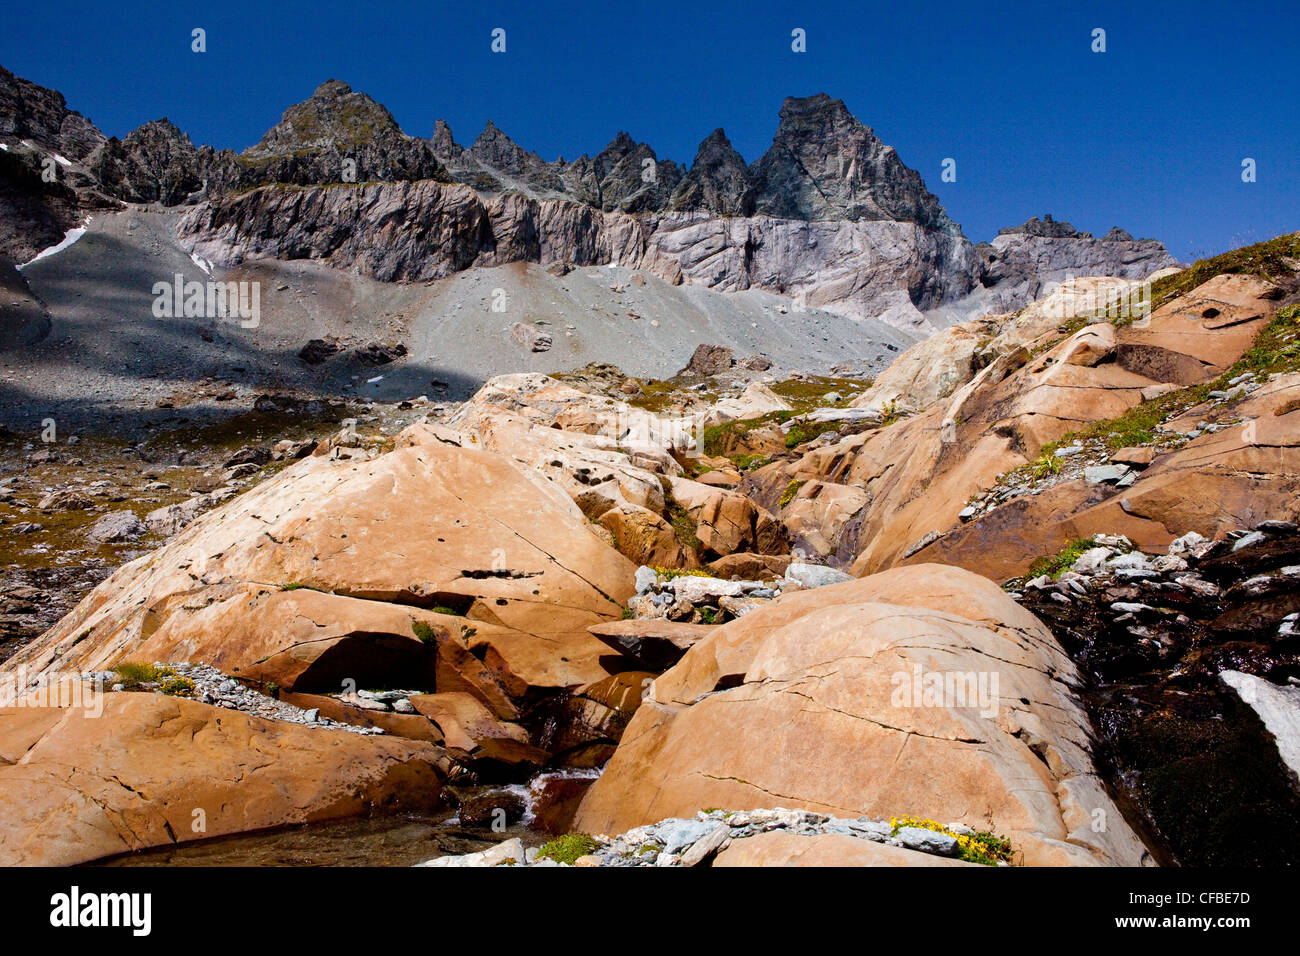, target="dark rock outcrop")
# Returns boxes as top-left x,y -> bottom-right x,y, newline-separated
0,64 -> 105,162
179,179 -> 492,281
669,128 -> 750,215
218,79 -> 450,192
997,213 -> 1092,239
0,66 -> 120,263
748,94 -> 958,234
87,119 -> 220,205
464,120 -> 566,195
1018,524 -> 1300,866
583,131 -> 683,213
